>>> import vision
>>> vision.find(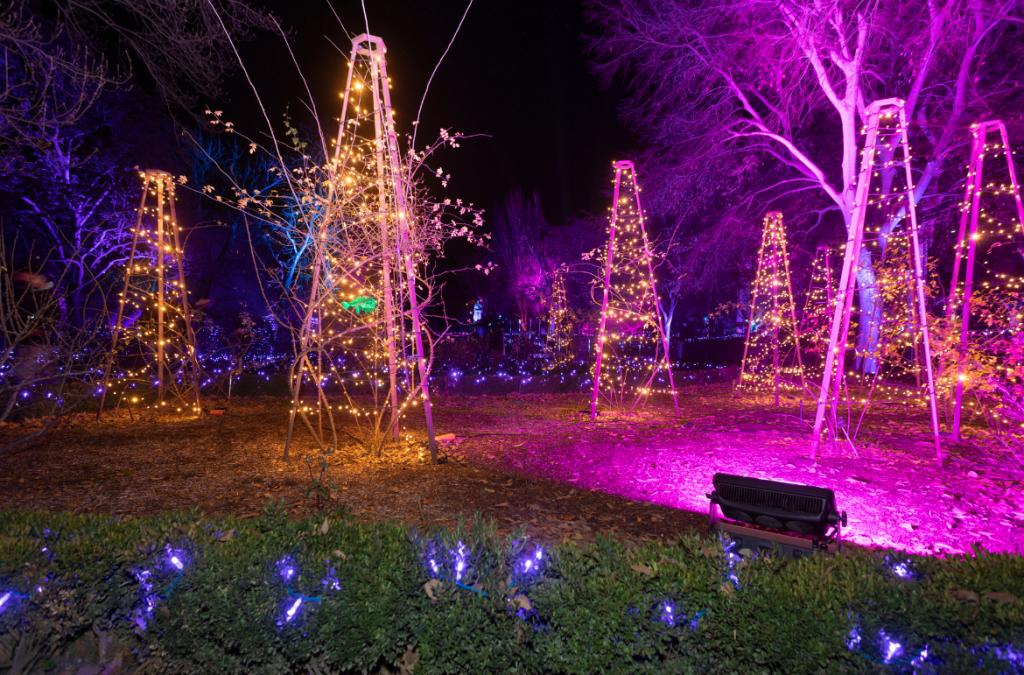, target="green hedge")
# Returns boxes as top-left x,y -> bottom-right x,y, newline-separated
0,505 -> 1021,674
